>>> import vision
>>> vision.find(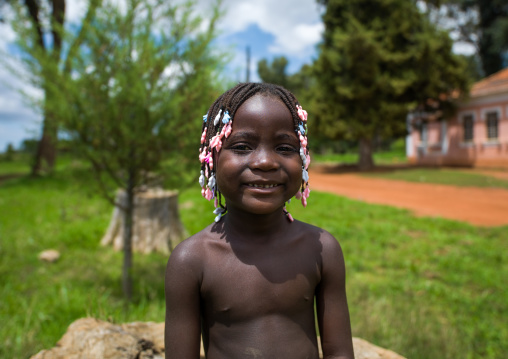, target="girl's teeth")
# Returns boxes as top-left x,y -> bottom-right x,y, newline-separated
250,184 -> 277,188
